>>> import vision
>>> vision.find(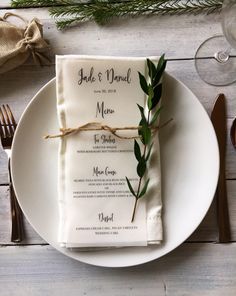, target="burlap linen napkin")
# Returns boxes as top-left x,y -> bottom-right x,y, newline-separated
0,12 -> 50,73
